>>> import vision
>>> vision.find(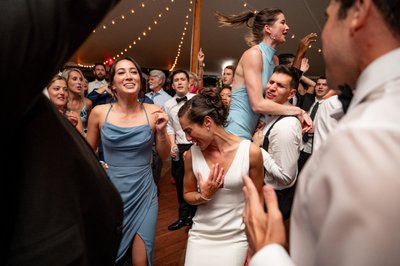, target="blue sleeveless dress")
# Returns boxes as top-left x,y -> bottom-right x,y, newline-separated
101,104 -> 158,265
225,42 -> 276,140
